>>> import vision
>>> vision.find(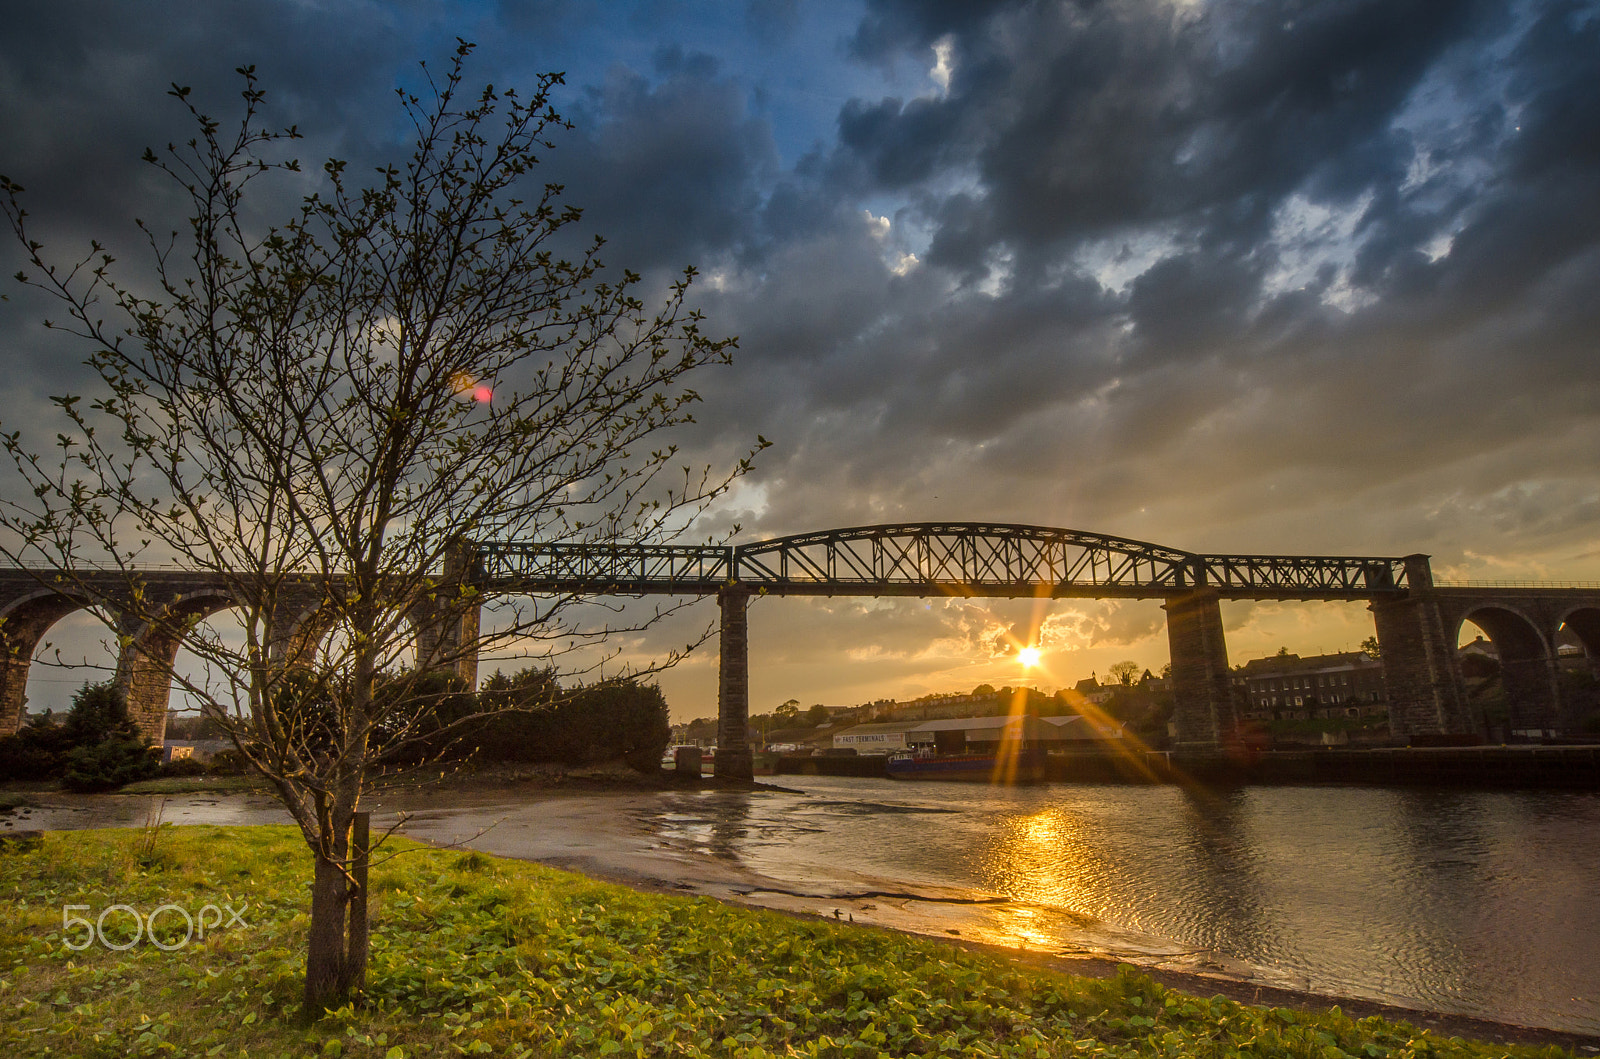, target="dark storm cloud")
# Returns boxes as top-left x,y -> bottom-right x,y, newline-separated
680,0 -> 1600,574
0,1 -> 419,408
835,95 -> 960,189
877,0 -> 1491,266
548,49 -> 781,270
845,0 -> 1013,64
0,2 -> 409,232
